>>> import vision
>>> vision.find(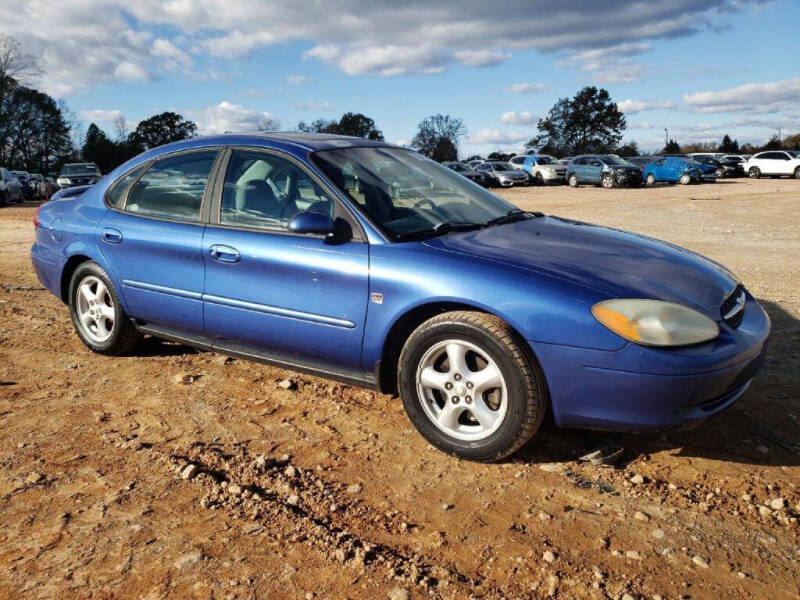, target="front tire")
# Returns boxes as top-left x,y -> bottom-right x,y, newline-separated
645,173 -> 656,186
749,167 -> 761,179
69,261 -> 142,355
568,174 -> 579,188
398,311 -> 547,462
601,174 -> 614,189
794,167 -> 800,179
